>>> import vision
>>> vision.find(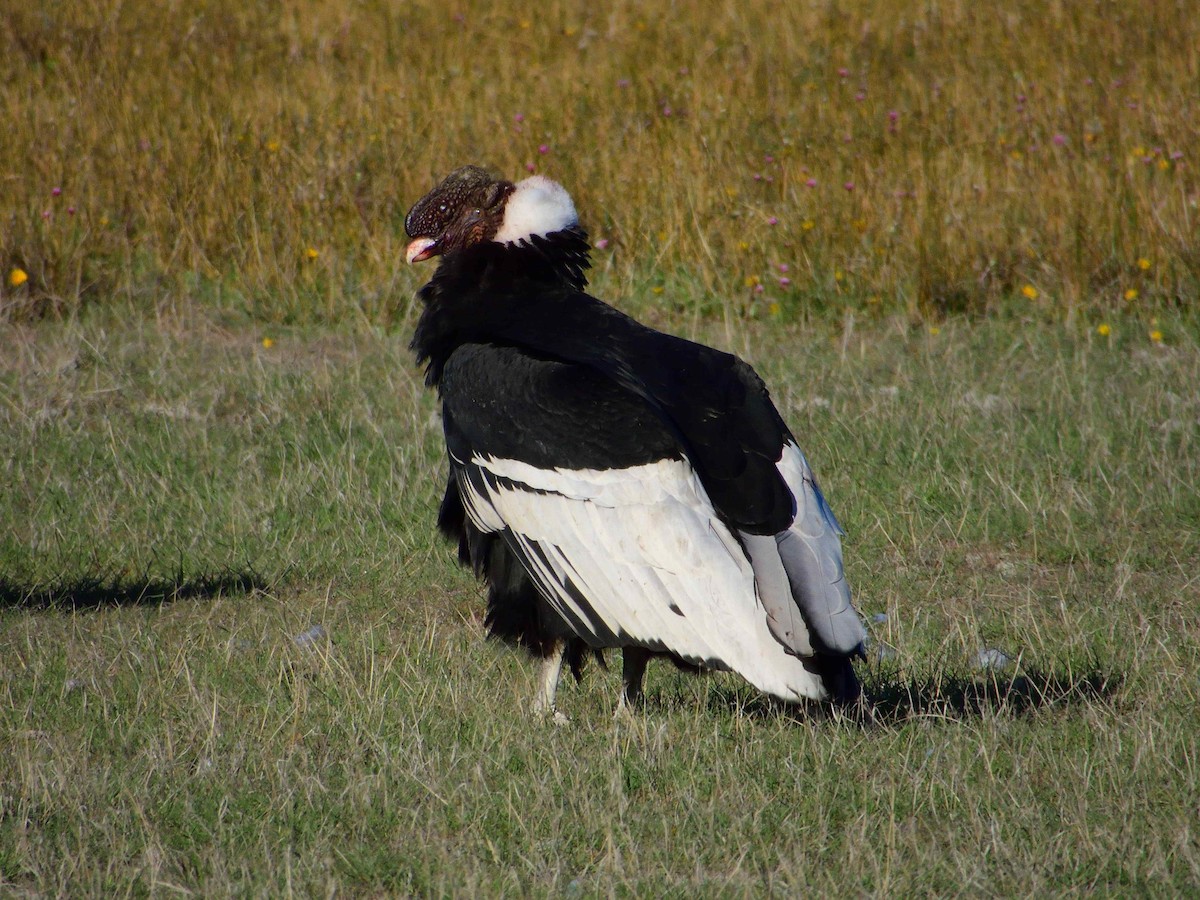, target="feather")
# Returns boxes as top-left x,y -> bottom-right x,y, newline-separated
774,442 -> 866,654
454,451 -> 831,702
406,167 -> 868,711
